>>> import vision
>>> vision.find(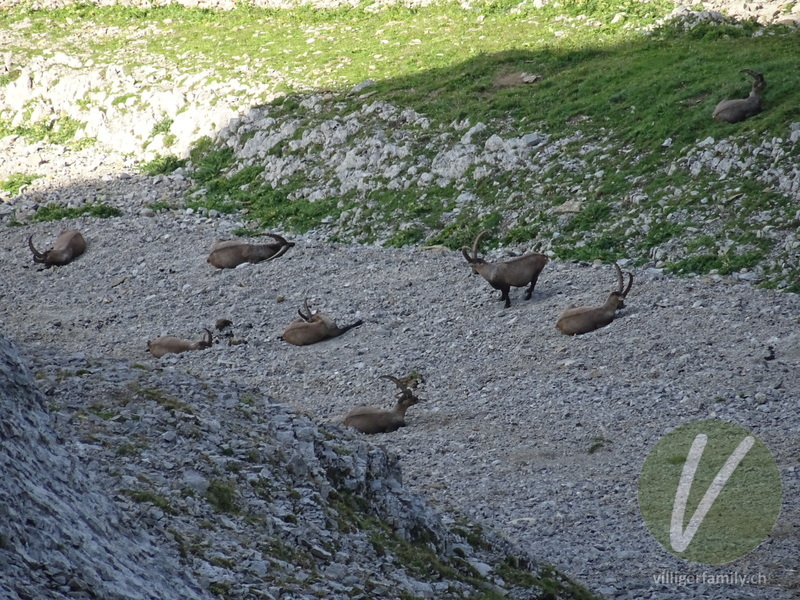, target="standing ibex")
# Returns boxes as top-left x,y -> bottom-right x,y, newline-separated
462,231 -> 548,308
556,263 -> 633,335
342,375 -> 424,434
148,329 -> 213,358
28,230 -> 86,266
281,299 -> 363,346
712,70 -> 766,124
207,233 -> 294,269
